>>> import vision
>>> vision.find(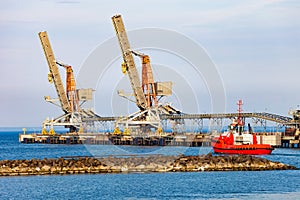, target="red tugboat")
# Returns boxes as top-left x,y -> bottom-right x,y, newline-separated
211,100 -> 274,155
